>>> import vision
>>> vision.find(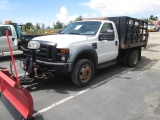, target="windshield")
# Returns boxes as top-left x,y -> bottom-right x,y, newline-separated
60,21 -> 101,35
